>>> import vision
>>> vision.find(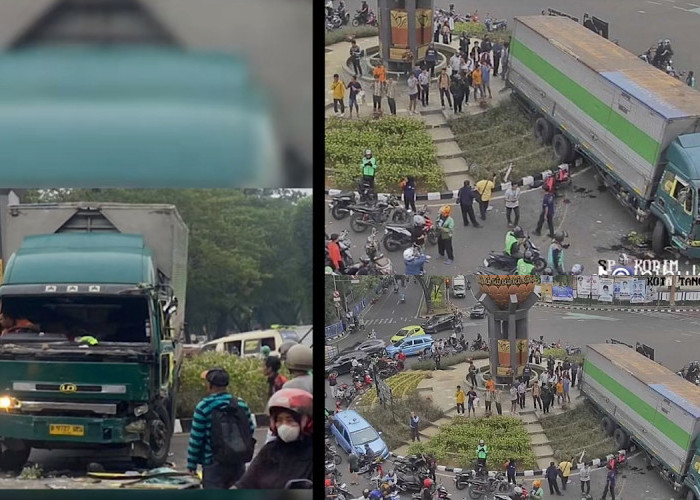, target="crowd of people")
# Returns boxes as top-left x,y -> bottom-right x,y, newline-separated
186,343 -> 314,490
